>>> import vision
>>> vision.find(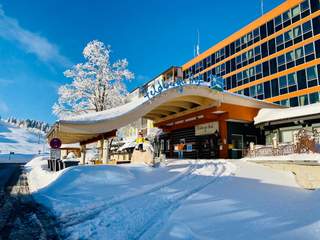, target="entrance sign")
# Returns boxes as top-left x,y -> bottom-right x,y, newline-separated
50,148 -> 61,160
142,74 -> 224,100
195,121 -> 219,136
50,138 -> 62,149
